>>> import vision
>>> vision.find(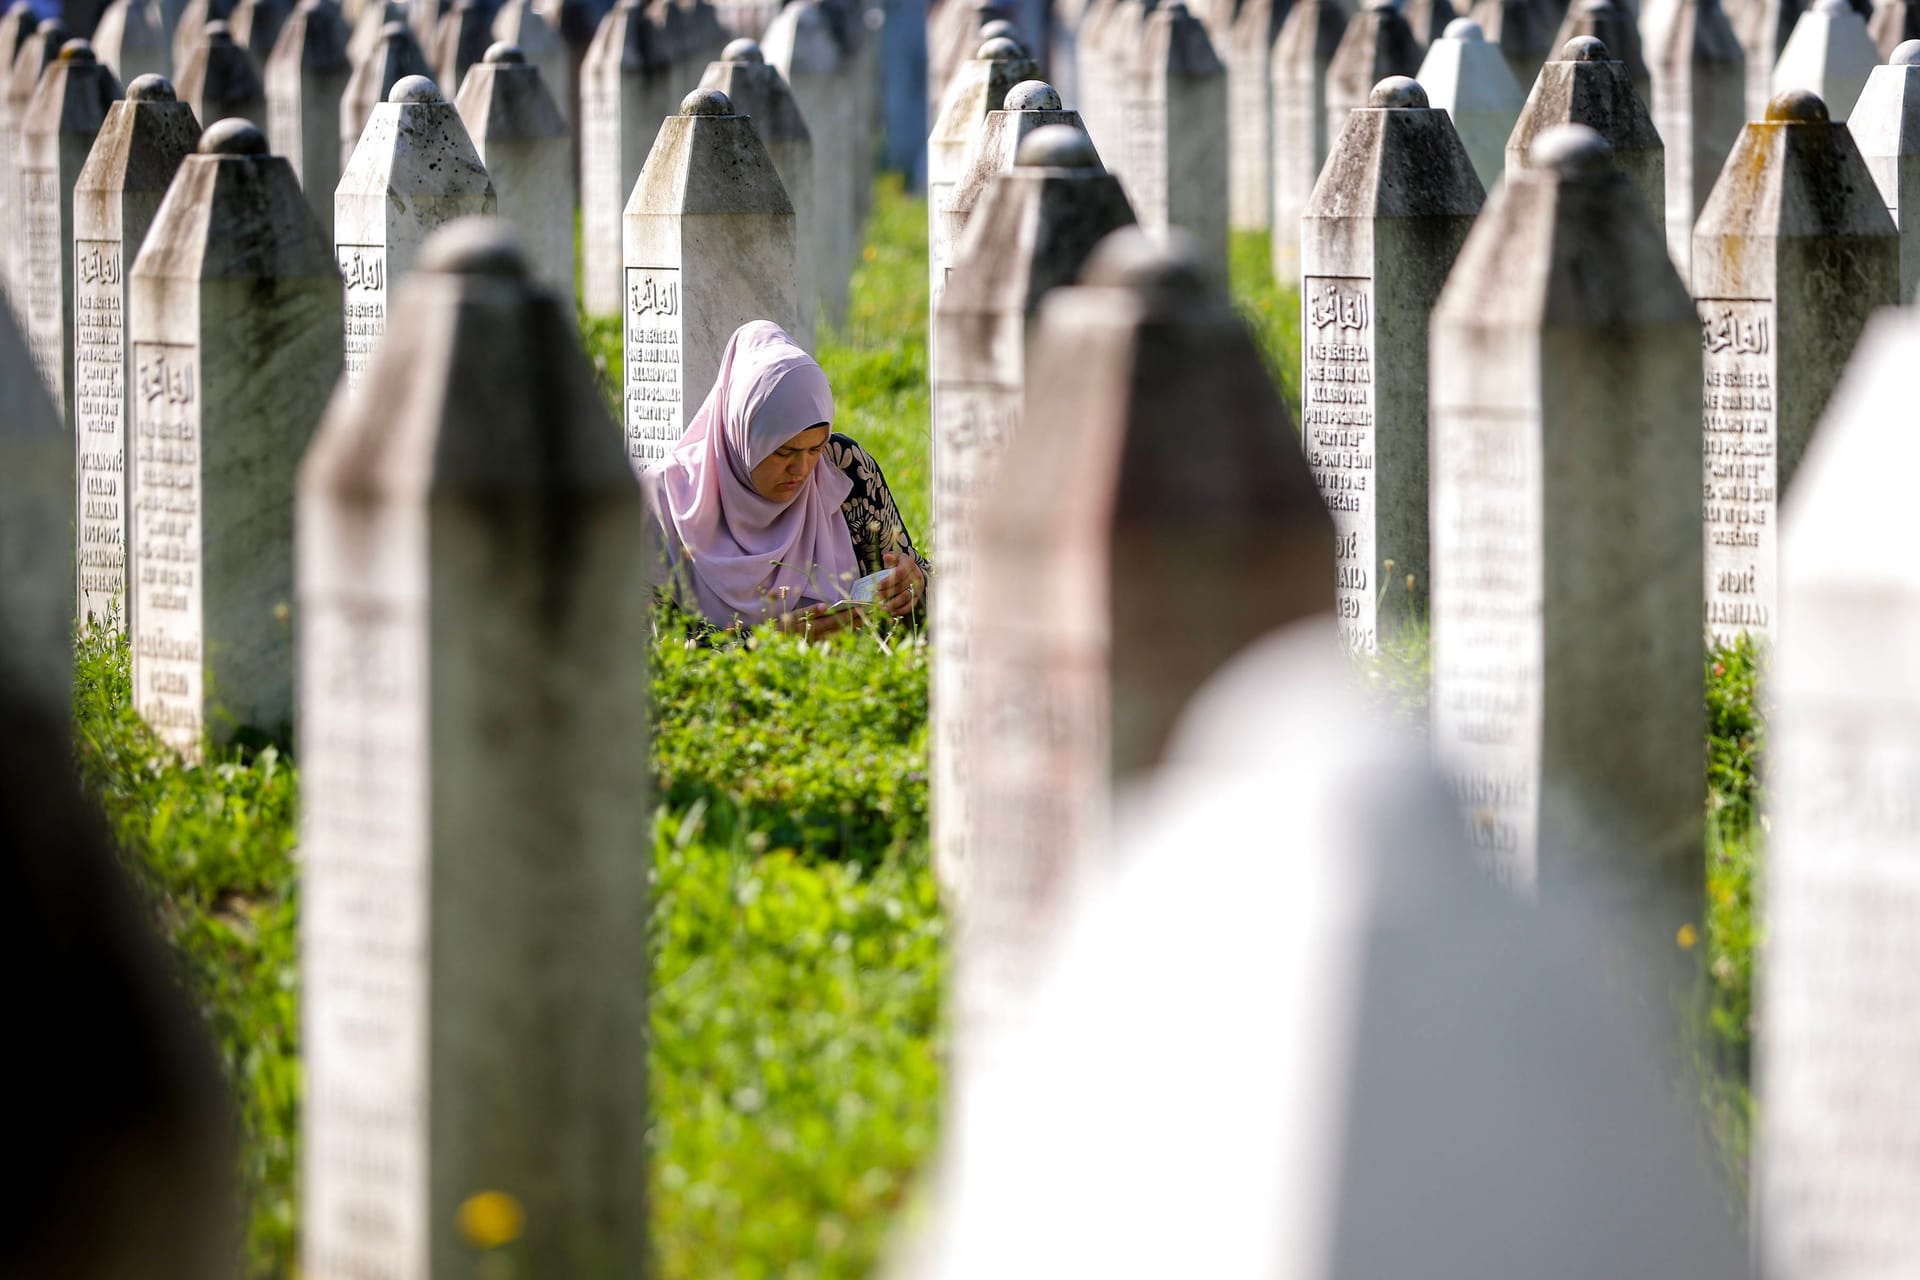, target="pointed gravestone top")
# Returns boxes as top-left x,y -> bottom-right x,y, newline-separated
722,35 -> 762,61
125,70 -> 172,98
1507,36 -> 1665,214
